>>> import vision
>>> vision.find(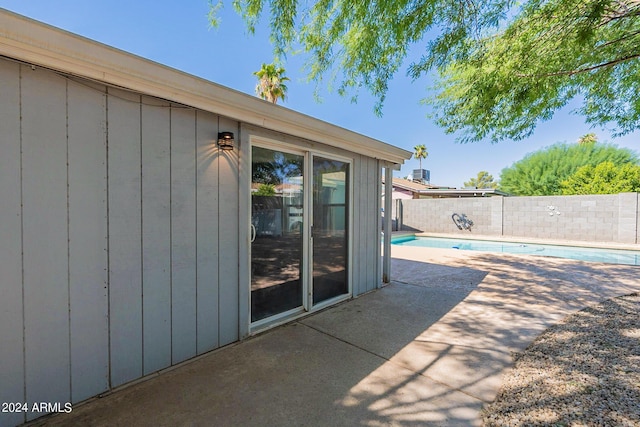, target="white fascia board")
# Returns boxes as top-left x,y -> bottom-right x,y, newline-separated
0,9 -> 412,166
